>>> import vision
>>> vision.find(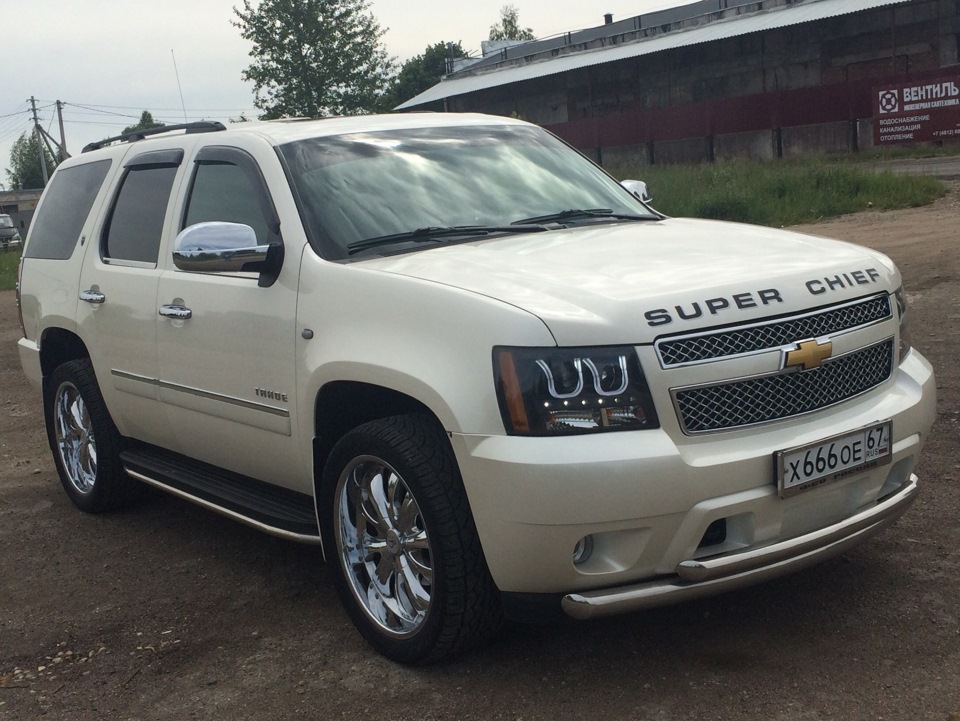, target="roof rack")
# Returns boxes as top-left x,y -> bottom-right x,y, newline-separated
82,121 -> 227,153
